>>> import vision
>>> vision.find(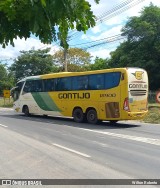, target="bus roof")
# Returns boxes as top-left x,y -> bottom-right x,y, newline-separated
17,67 -> 146,82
